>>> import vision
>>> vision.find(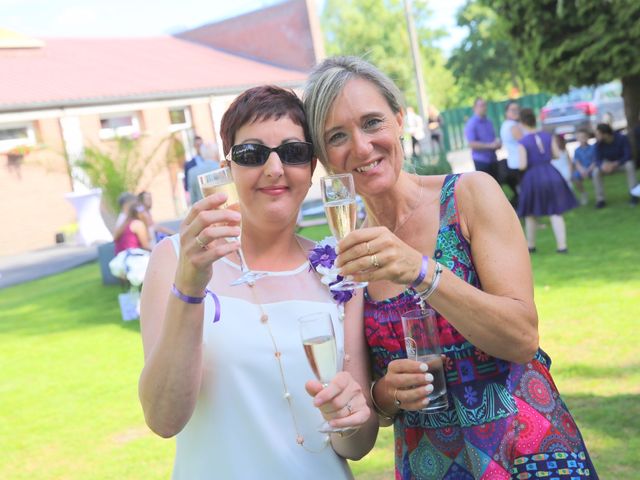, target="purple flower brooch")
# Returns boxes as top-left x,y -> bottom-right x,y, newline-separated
308,237 -> 355,306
